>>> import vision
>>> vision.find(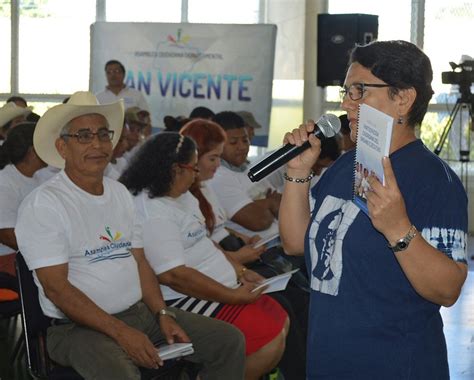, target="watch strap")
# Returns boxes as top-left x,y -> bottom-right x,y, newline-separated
388,225 -> 417,252
157,308 -> 177,320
